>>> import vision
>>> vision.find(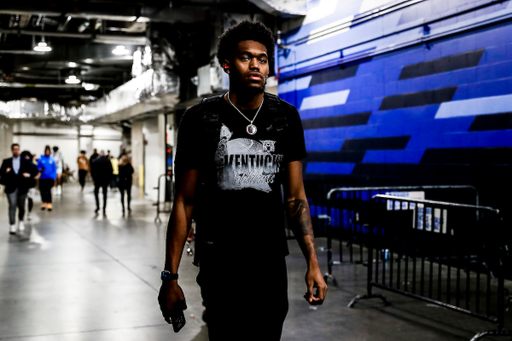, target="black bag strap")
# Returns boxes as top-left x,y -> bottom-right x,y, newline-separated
264,93 -> 289,134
